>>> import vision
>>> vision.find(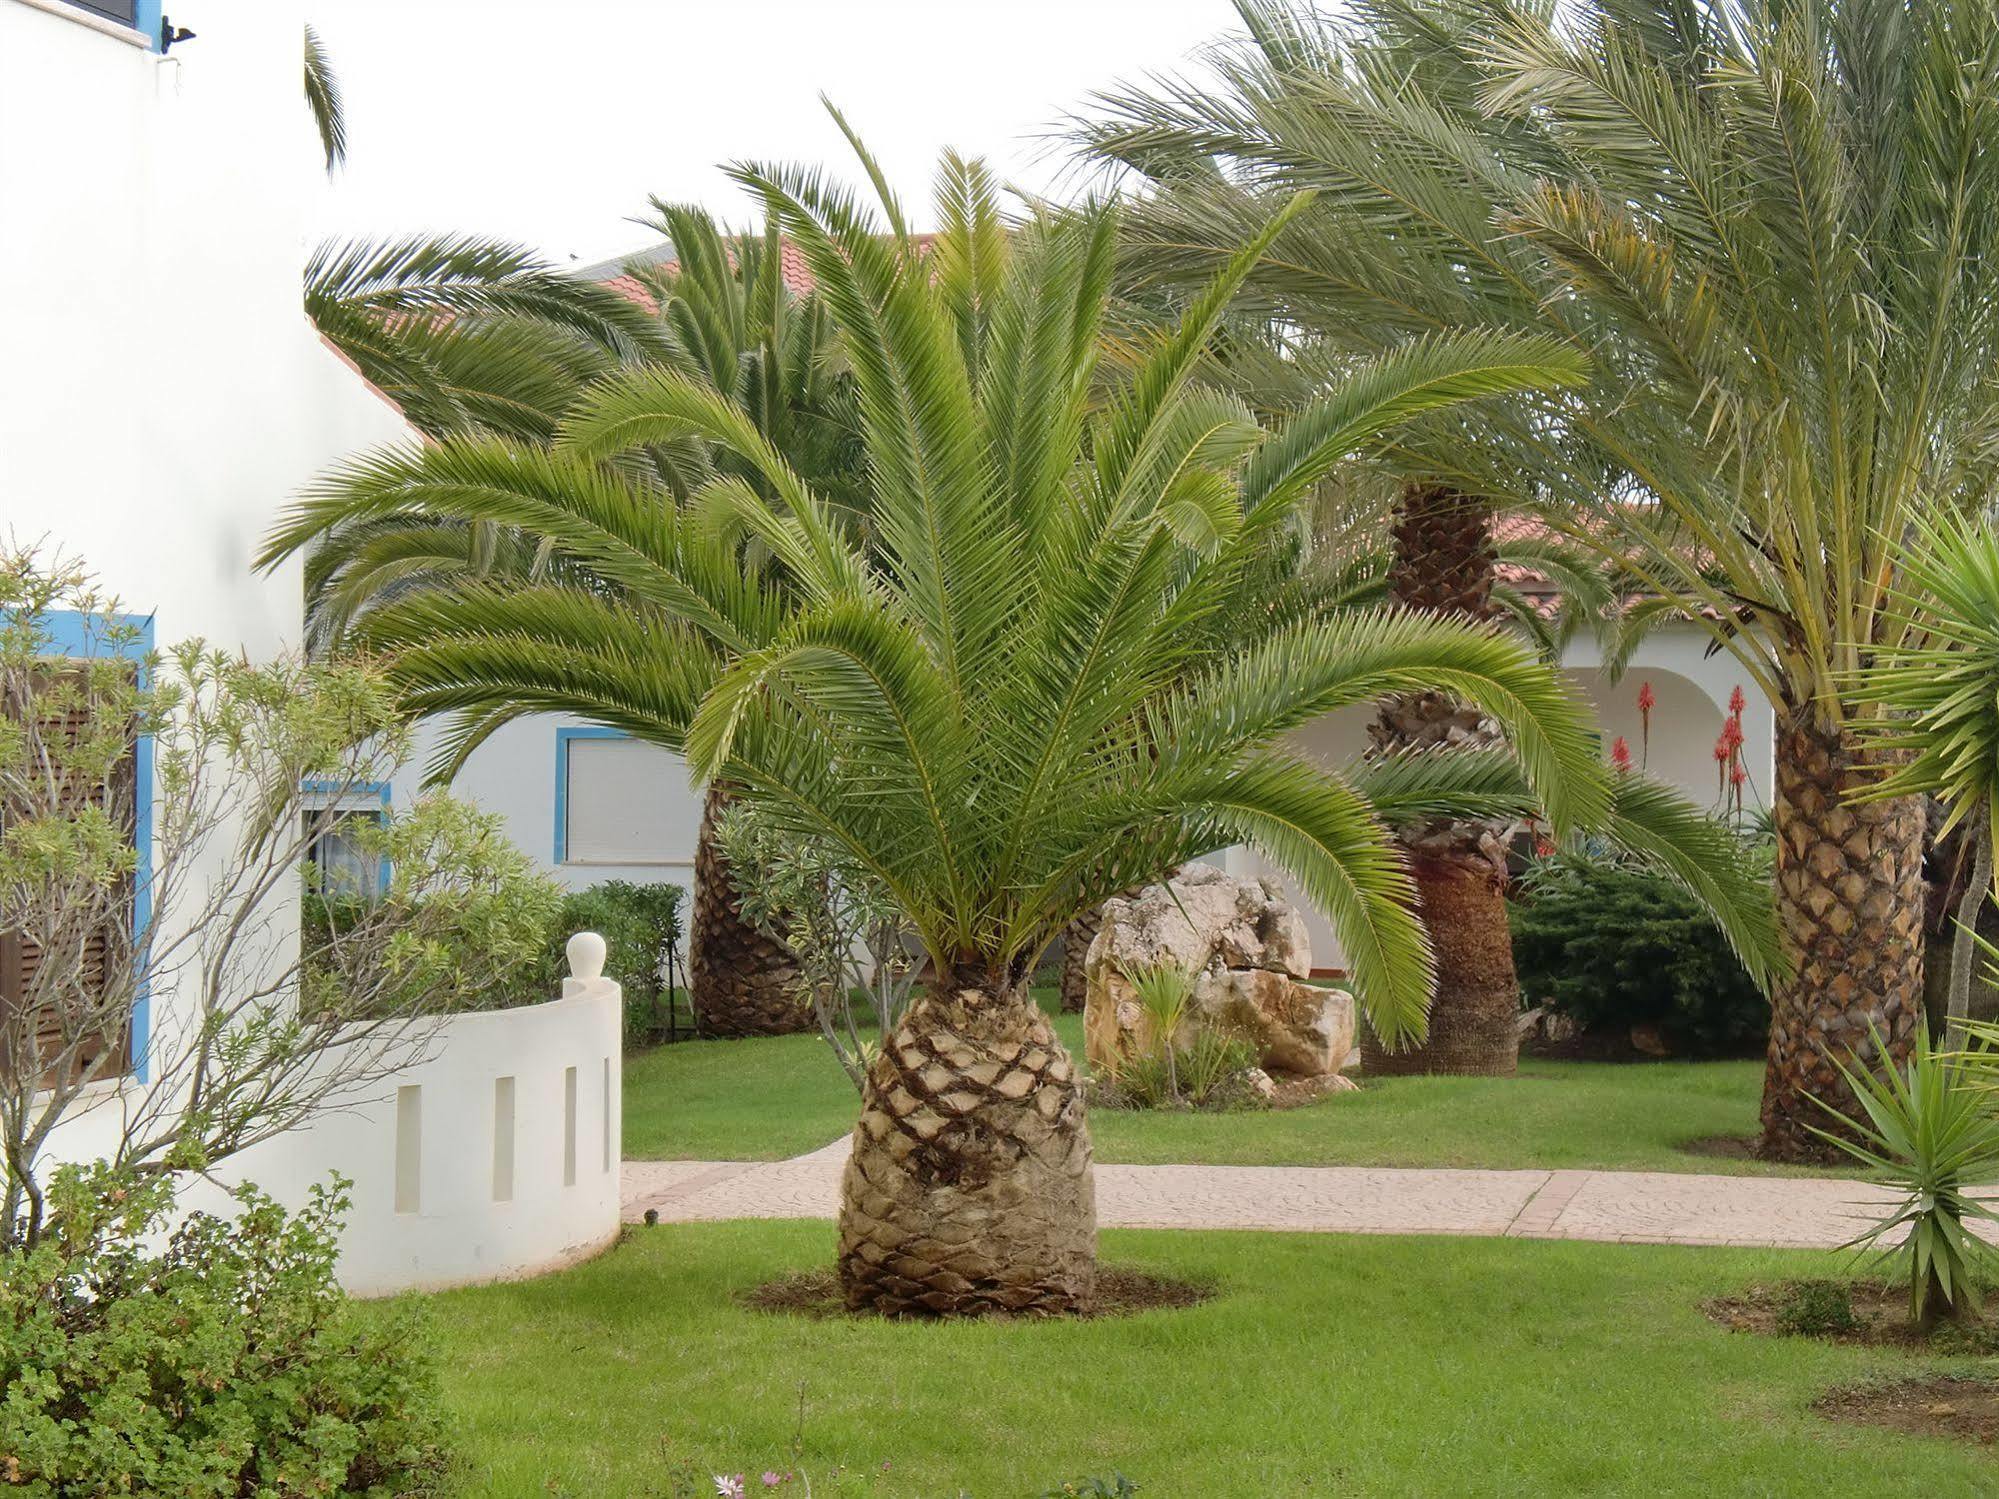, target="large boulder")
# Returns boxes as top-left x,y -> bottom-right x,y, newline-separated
1083,864 -> 1354,1079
